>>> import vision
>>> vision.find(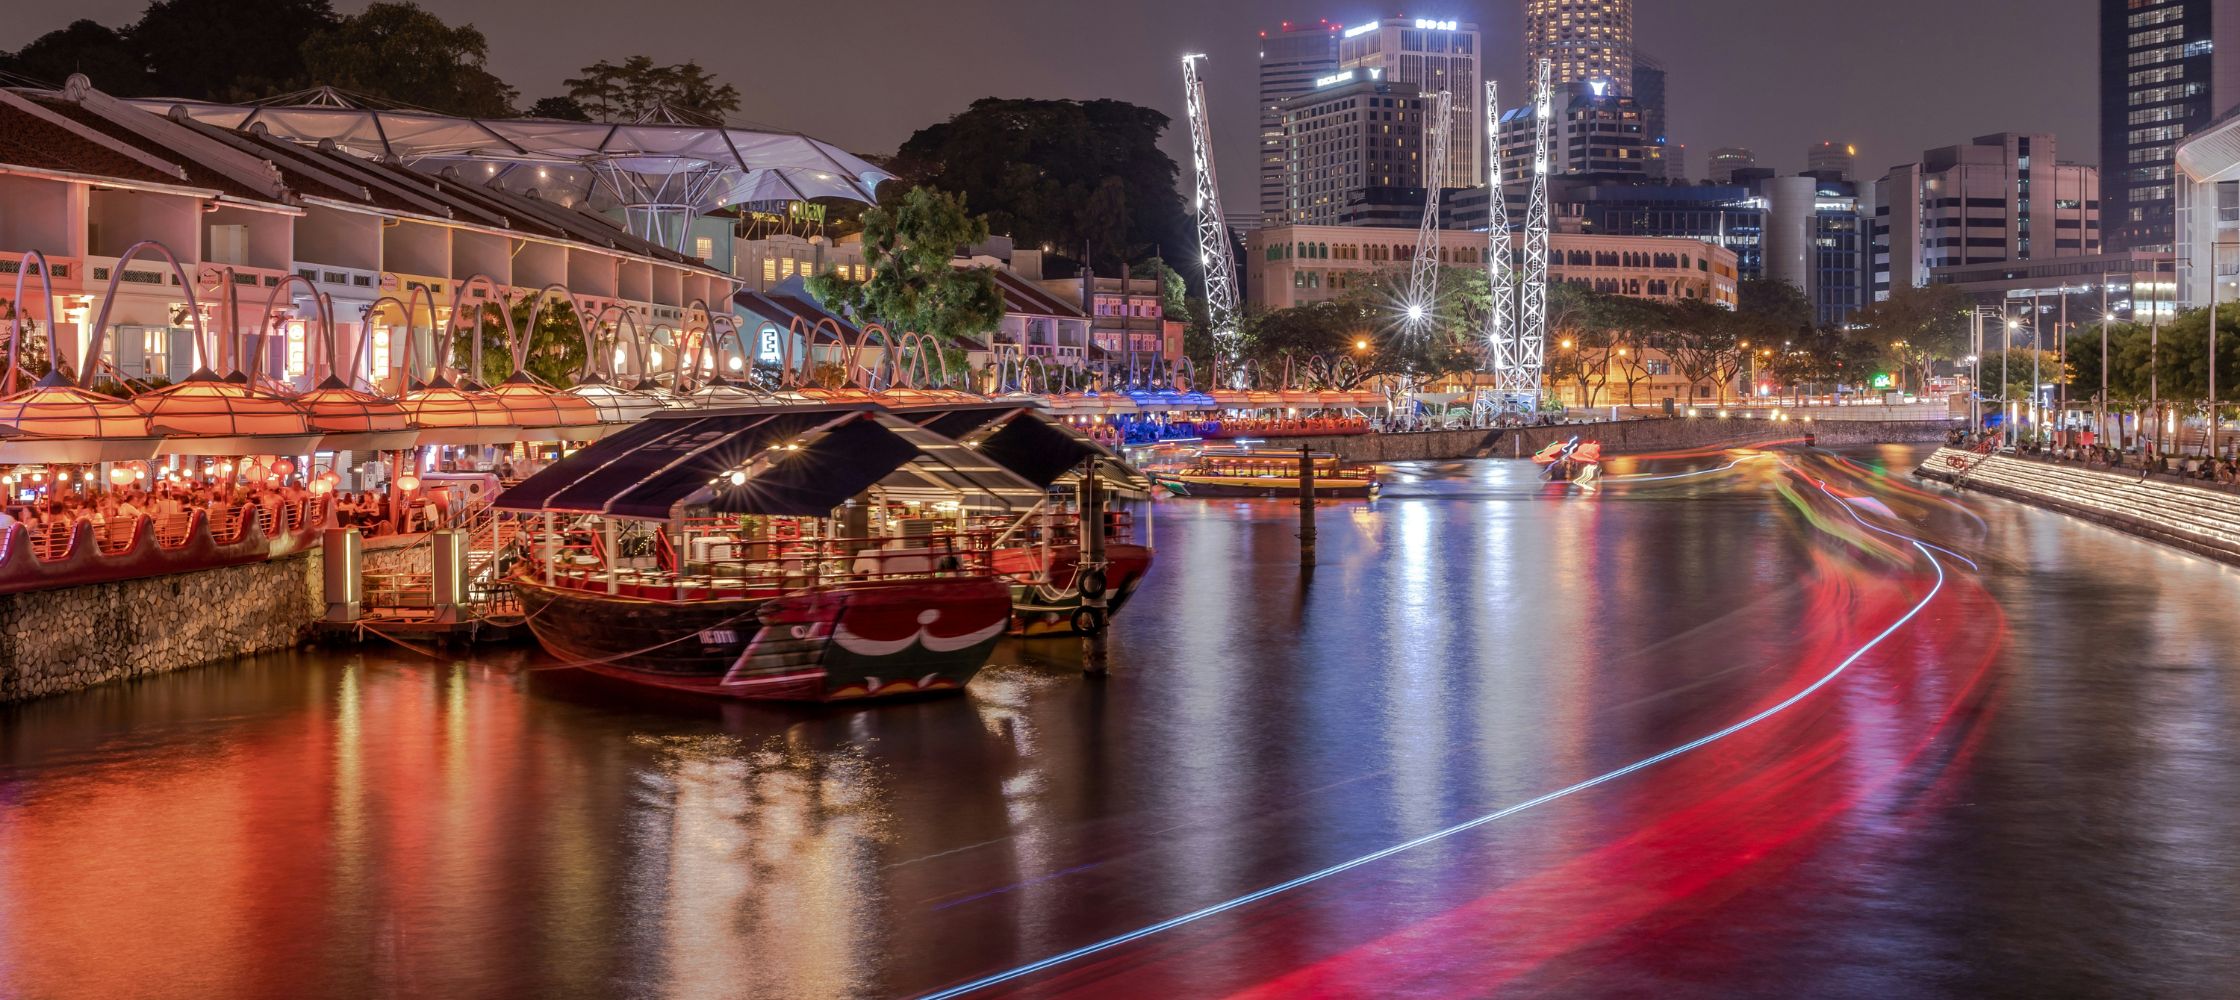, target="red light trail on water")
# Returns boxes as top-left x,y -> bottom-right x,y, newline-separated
921,453 -> 2001,999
